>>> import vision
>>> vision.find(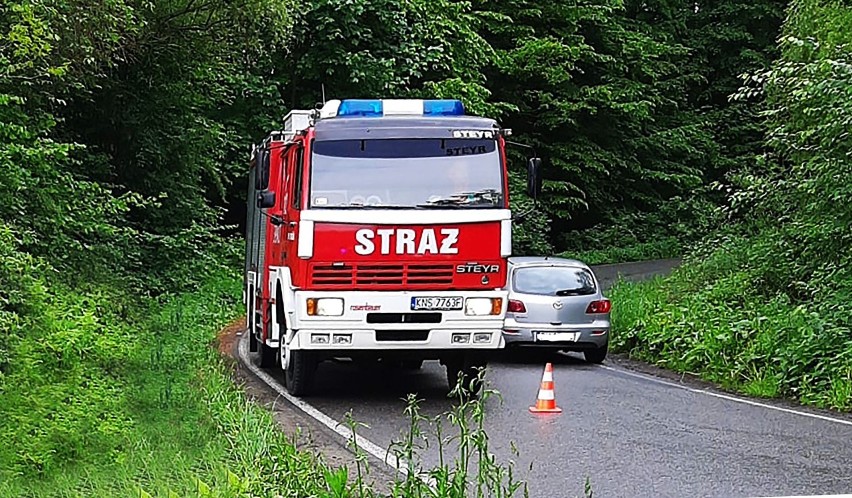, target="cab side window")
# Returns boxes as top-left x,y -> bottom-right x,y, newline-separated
278,149 -> 288,211
292,146 -> 304,210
